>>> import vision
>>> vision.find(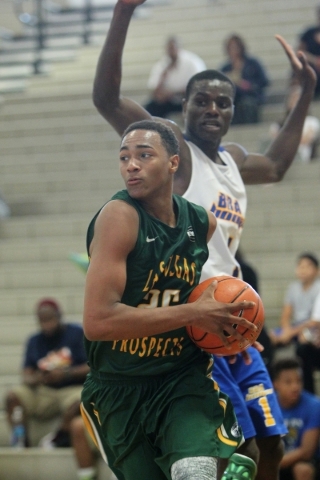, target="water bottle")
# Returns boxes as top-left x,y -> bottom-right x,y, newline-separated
11,405 -> 26,448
